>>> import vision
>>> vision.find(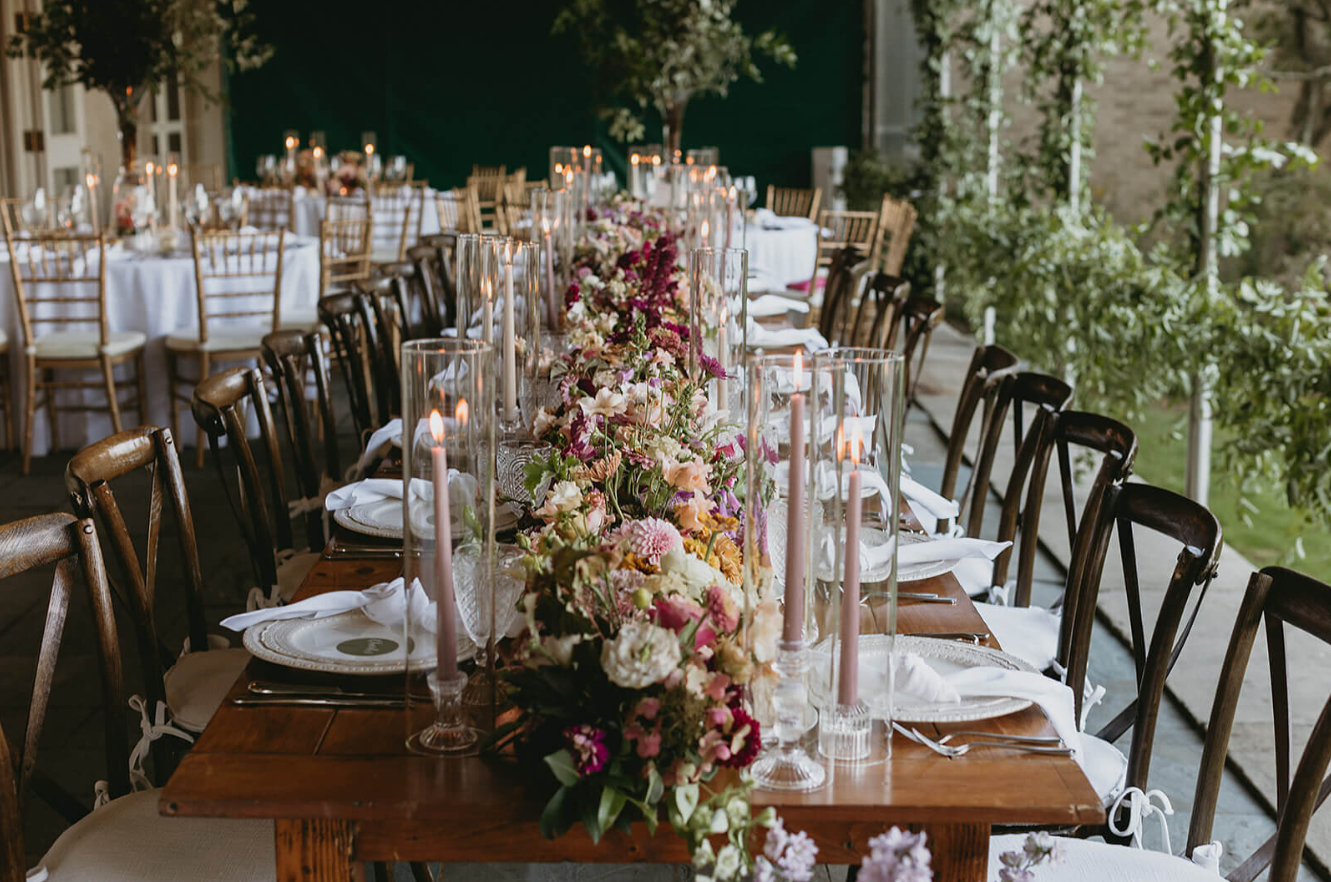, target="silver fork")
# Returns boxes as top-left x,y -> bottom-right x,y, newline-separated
894,724 -> 1072,757
932,729 -> 1064,746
